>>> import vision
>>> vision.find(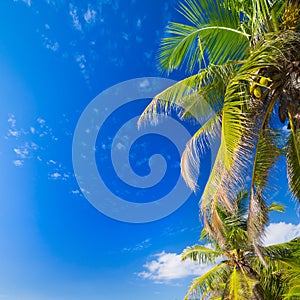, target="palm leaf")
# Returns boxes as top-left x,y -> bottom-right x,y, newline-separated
268,202 -> 285,212
138,62 -> 235,126
182,244 -> 222,264
181,111 -> 222,191
159,0 -> 250,73
286,116 -> 300,202
228,266 -> 245,300
184,262 -> 228,300
248,129 -> 281,244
